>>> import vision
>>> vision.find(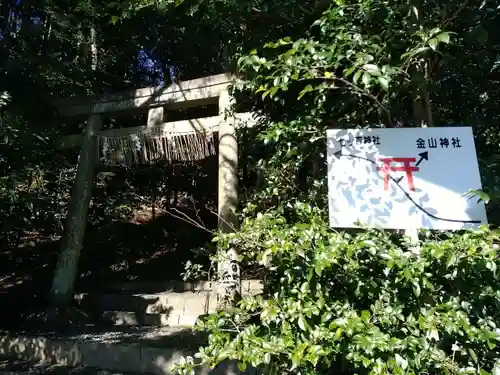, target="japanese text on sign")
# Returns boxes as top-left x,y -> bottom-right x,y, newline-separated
416,137 -> 461,149
337,135 -> 381,147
